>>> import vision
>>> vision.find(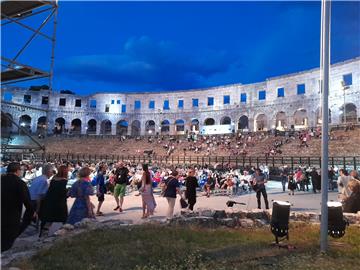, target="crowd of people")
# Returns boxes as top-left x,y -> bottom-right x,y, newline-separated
1,159 -> 360,252
44,126 -> 336,158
